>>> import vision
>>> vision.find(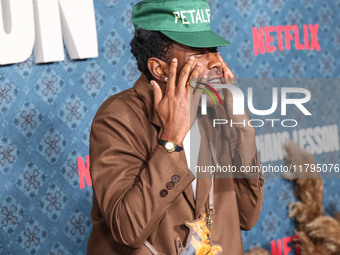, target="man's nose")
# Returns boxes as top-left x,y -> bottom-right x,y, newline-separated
206,52 -> 222,71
